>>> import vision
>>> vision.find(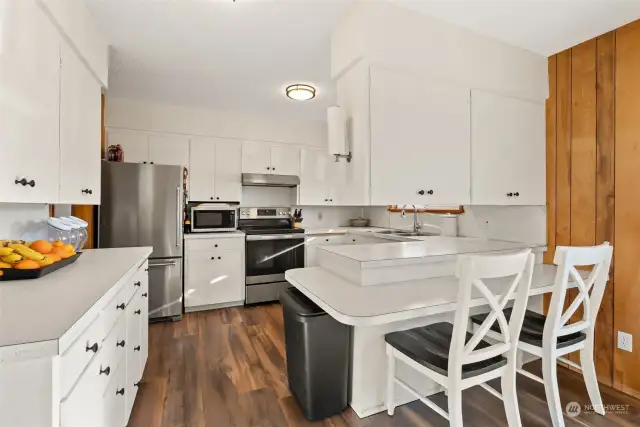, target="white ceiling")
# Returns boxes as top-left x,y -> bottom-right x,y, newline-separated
87,0 -> 640,122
